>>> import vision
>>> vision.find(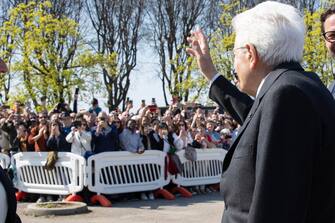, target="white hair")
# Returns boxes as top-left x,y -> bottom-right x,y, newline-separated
232,1 -> 305,66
